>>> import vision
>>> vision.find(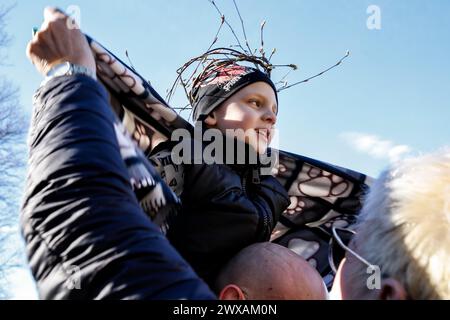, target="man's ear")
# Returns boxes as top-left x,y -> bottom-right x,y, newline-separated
378,278 -> 408,300
219,284 -> 246,300
204,112 -> 217,127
